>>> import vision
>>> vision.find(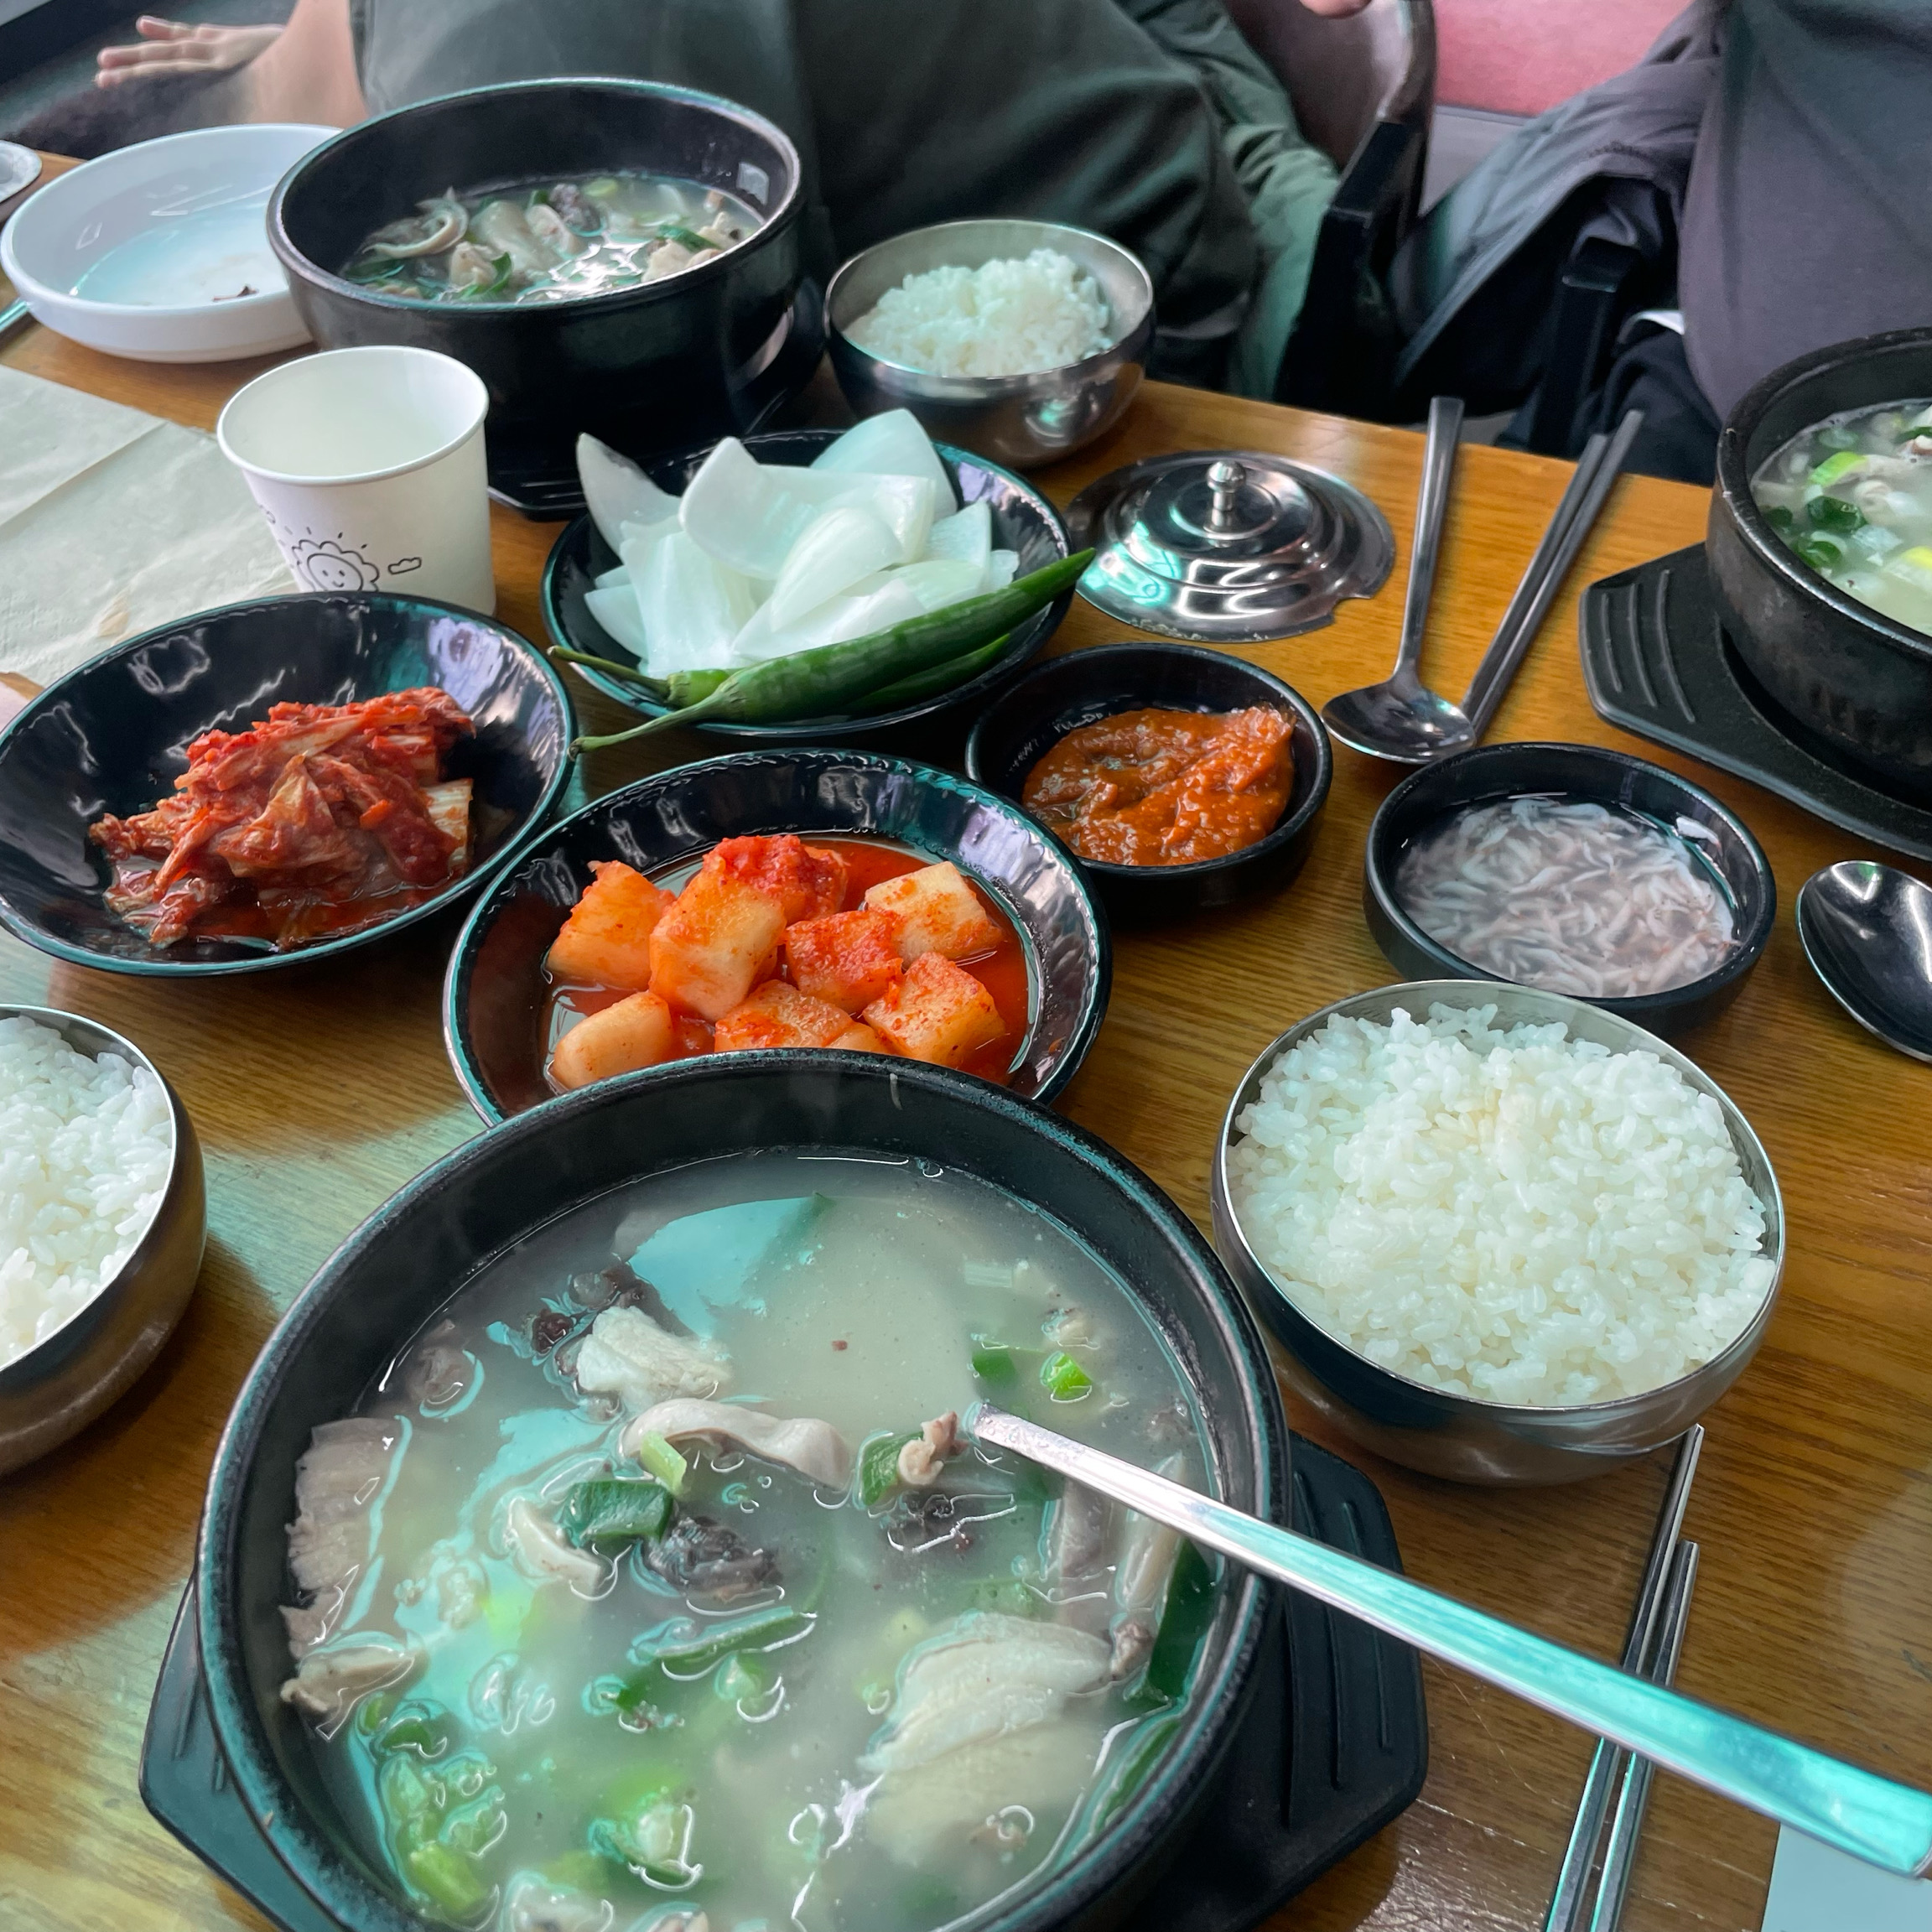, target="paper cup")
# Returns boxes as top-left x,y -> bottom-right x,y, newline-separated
217,345 -> 494,612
